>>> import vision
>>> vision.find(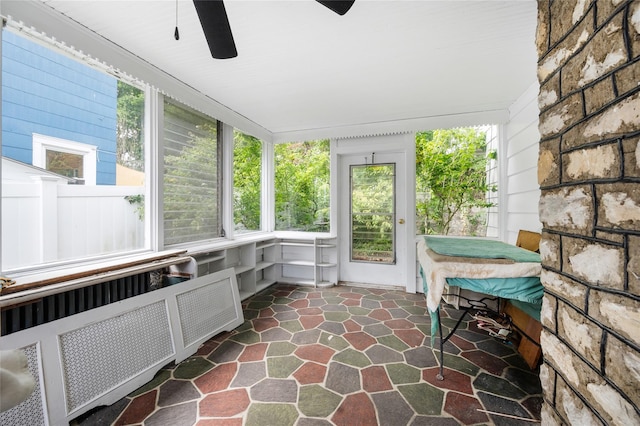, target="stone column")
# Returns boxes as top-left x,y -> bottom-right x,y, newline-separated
536,1 -> 640,424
